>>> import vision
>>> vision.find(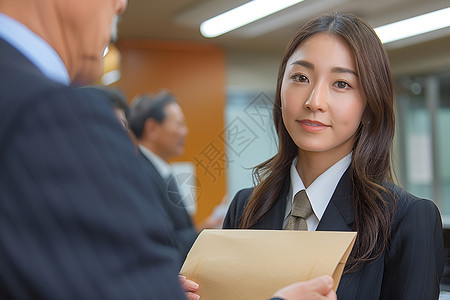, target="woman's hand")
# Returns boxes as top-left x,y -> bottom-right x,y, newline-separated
178,275 -> 200,300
